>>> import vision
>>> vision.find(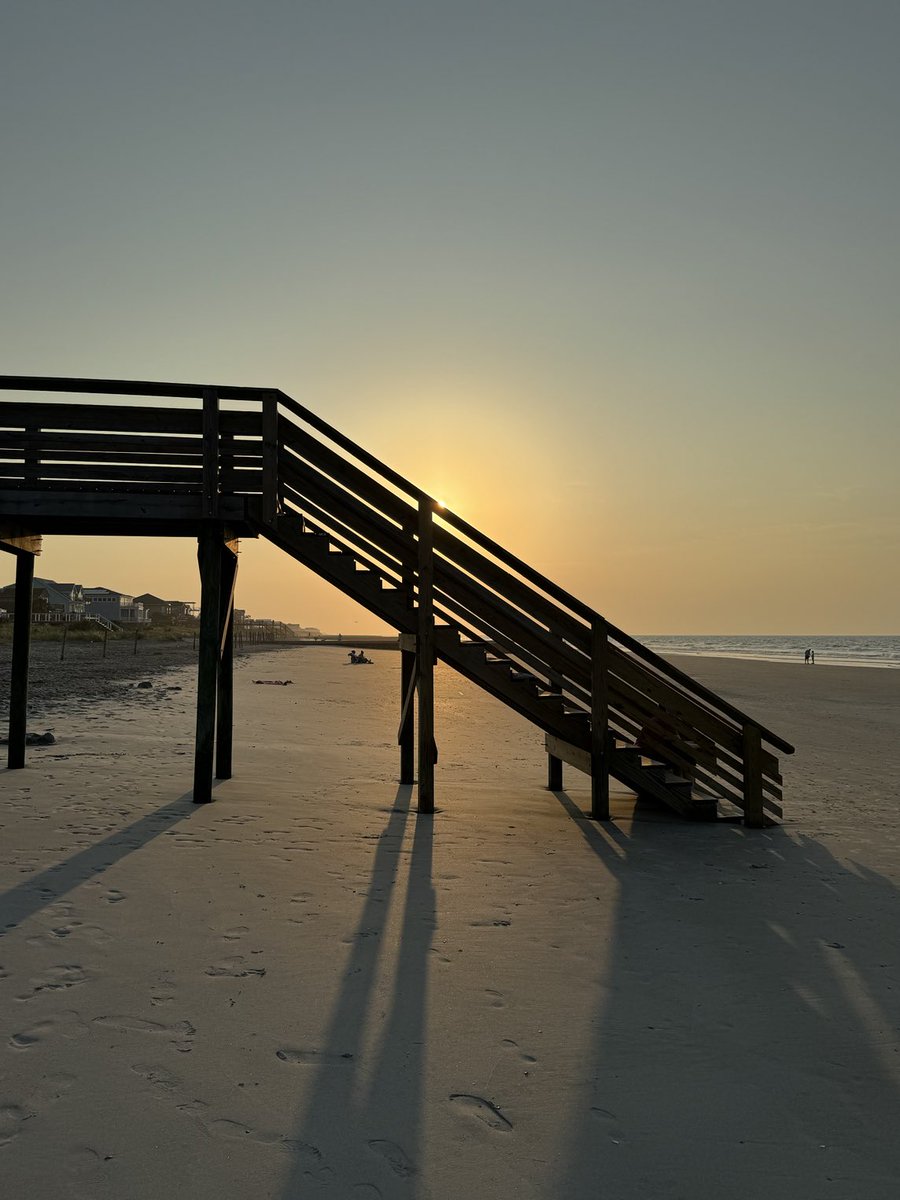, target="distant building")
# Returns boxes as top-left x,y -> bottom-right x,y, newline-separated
0,578 -> 85,619
134,593 -> 195,623
84,587 -> 147,624
287,624 -> 322,639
